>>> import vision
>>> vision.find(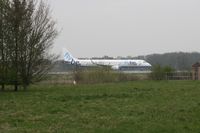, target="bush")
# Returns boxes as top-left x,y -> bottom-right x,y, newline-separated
150,65 -> 174,80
